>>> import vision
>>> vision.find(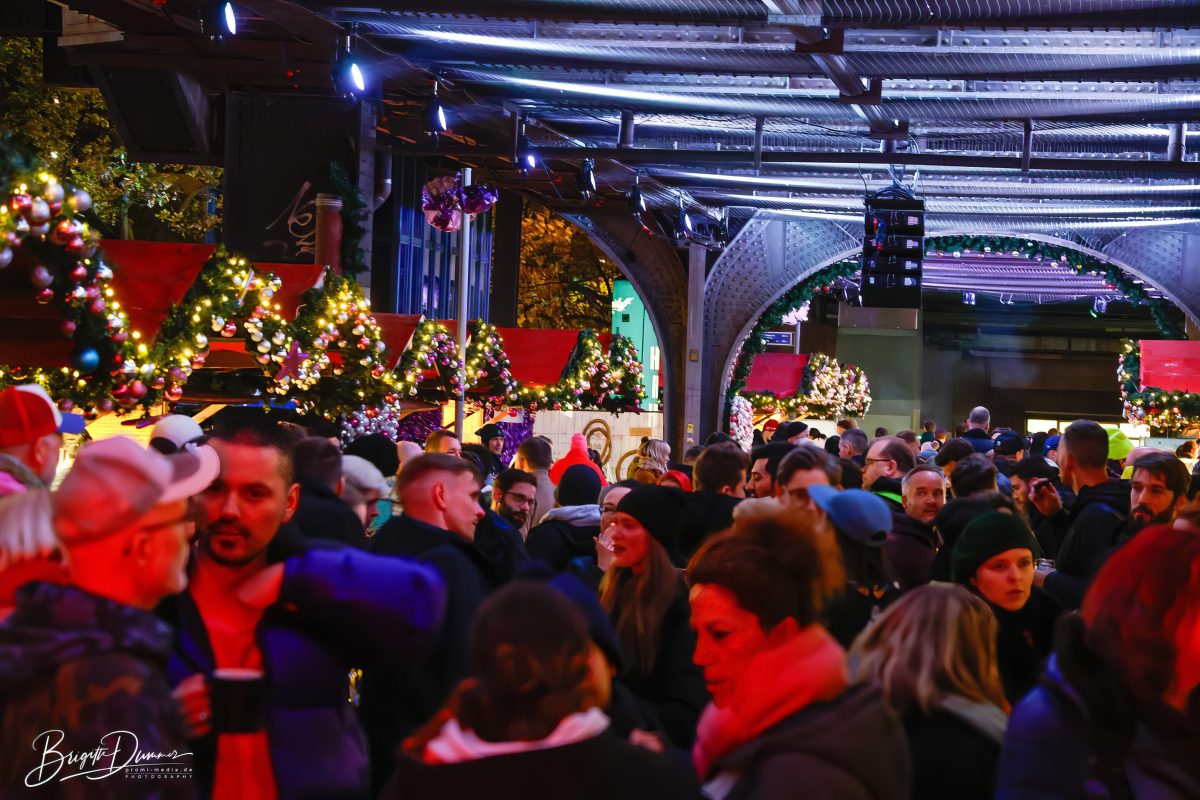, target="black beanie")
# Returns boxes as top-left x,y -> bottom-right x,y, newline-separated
344,433 -> 400,477
616,485 -> 686,566
952,511 -> 1042,583
557,464 -> 602,508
